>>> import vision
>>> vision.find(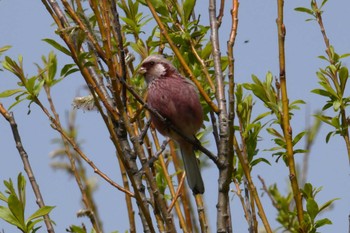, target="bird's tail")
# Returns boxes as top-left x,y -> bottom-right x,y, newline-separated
180,142 -> 204,194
